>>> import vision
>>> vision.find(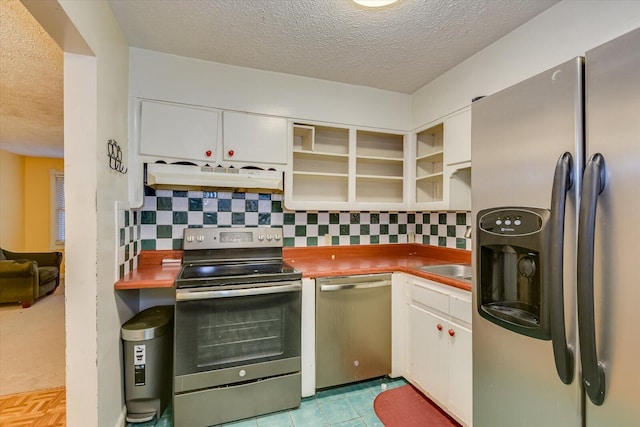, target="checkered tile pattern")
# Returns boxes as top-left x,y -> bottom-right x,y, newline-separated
130,189 -> 471,252
418,212 -> 472,250
139,189 -> 283,250
117,208 -> 140,279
